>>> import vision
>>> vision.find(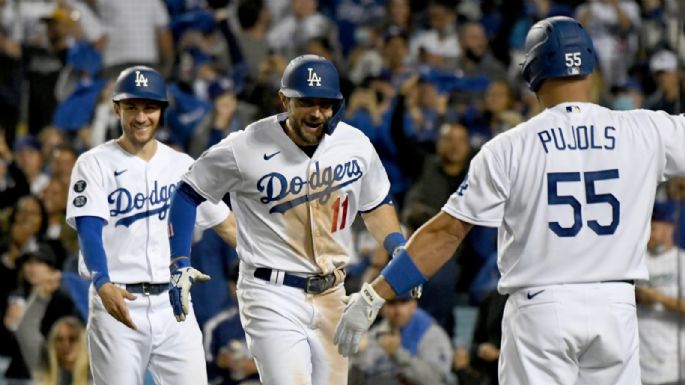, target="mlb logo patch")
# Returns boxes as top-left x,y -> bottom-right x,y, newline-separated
567,67 -> 580,75
565,105 -> 581,113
